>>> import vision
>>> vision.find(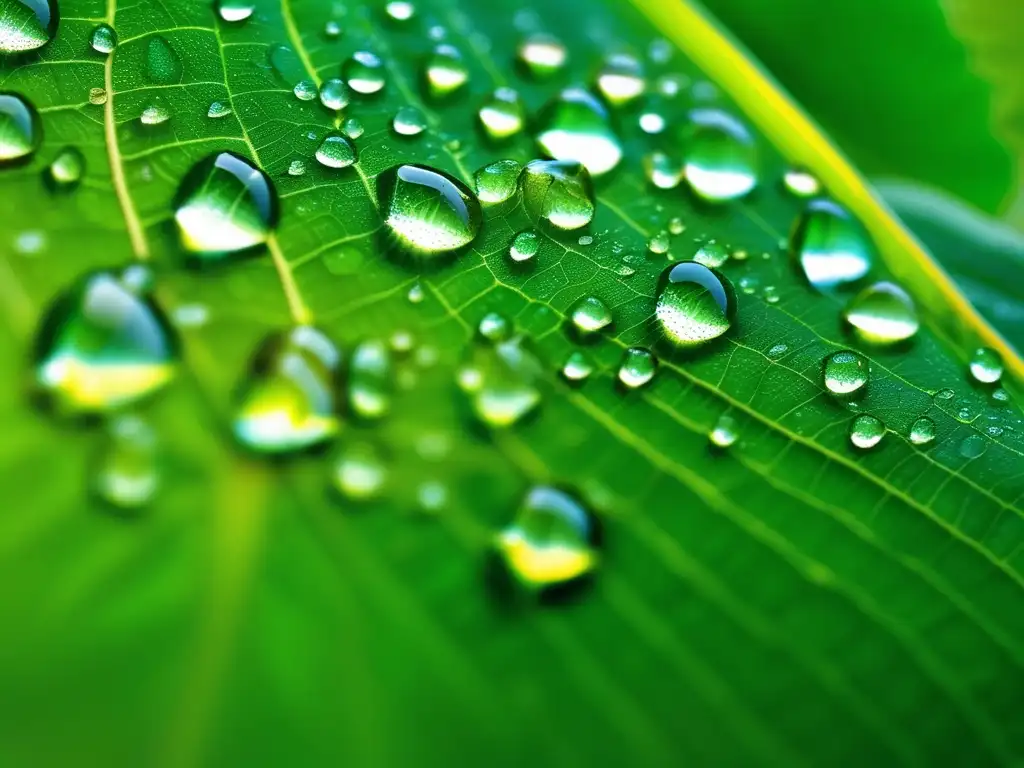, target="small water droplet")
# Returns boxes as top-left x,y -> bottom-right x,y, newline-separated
767,343 -> 788,358
763,285 -> 780,304
171,303 -> 209,328
458,337 -> 542,427
207,100 -> 231,118
693,241 -> 728,268
319,77 -> 350,110
342,116 -> 364,139
324,19 -> 341,38
991,388 -> 1010,404
683,108 -> 757,203
385,0 -> 415,21
89,22 -> 117,53
89,87 -> 107,105
823,349 -> 868,397
0,0 -> 58,53
639,110 -> 666,134
315,133 -> 357,168
643,151 -> 683,189
46,146 -> 85,189
536,87 -> 622,176
417,480 -> 448,512
517,33 -> 567,77
94,415 -> 159,510
648,37 -> 672,64
344,50 -> 386,94
520,159 -> 594,231
849,414 -> 884,449
509,229 -> 540,263
791,199 -> 872,290
908,416 -> 935,446
578,234 -> 593,246
407,282 -> 425,303
348,339 -> 392,420
935,388 -> 954,401
0,92 -> 41,164
570,296 -> 613,336
618,347 -> 656,389
389,330 -> 414,353
959,434 -> 987,459
477,311 -> 512,342
646,230 -> 670,254
478,86 -> 524,140
140,97 -> 170,125
709,413 -> 738,448
425,43 -> 468,98
738,274 -> 759,295
378,164 -> 481,257
293,79 -> 317,101
668,216 -> 685,235
216,0 -> 254,22
655,261 -> 736,348
561,350 -> 593,383
286,158 -> 306,176
392,105 -> 427,136
596,52 -> 645,105
843,281 -> 919,345
332,442 -> 387,500
783,167 -> 820,198
968,347 -> 1003,384
146,36 -> 182,84
474,158 -> 520,204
